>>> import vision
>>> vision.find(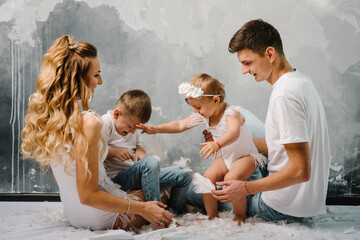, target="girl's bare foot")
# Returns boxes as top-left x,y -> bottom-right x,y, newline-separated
233,216 -> 246,225
195,215 -> 213,221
